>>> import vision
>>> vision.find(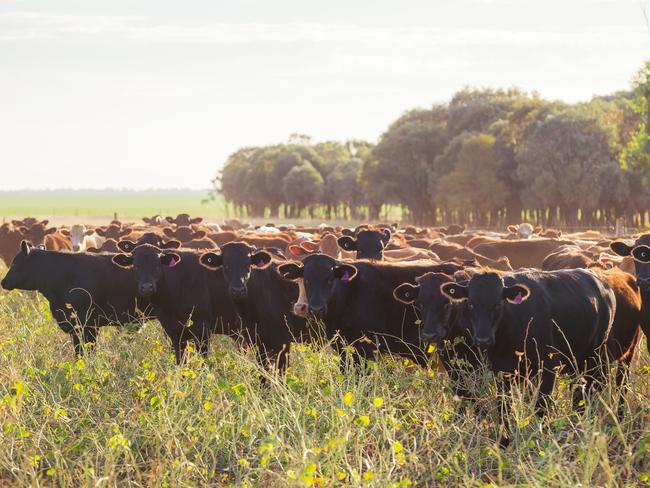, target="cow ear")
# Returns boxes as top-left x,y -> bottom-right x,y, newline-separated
41,220 -> 49,226
95,228 -> 106,237
277,262 -> 303,280
112,254 -> 133,268
288,244 -> 310,257
45,227 -> 57,235
199,252 -> 222,269
19,227 -> 29,234
341,228 -> 355,237
84,229 -> 94,236
393,283 -> 420,304
192,230 -> 206,240
381,229 -> 392,246
117,240 -> 137,253
160,240 -> 181,250
503,284 -> 530,304
86,247 -> 99,253
440,282 -> 468,301
160,252 -> 181,268
533,226 -> 543,234
251,251 -> 272,269
191,217 -> 203,224
20,240 -> 31,255
163,227 -> 175,238
300,240 -> 320,252
334,263 -> 357,282
337,235 -> 357,252
507,225 -> 518,233
165,217 -> 175,224
59,229 -> 70,236
632,245 -> 650,263
610,241 -> 633,257
119,228 -> 132,237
